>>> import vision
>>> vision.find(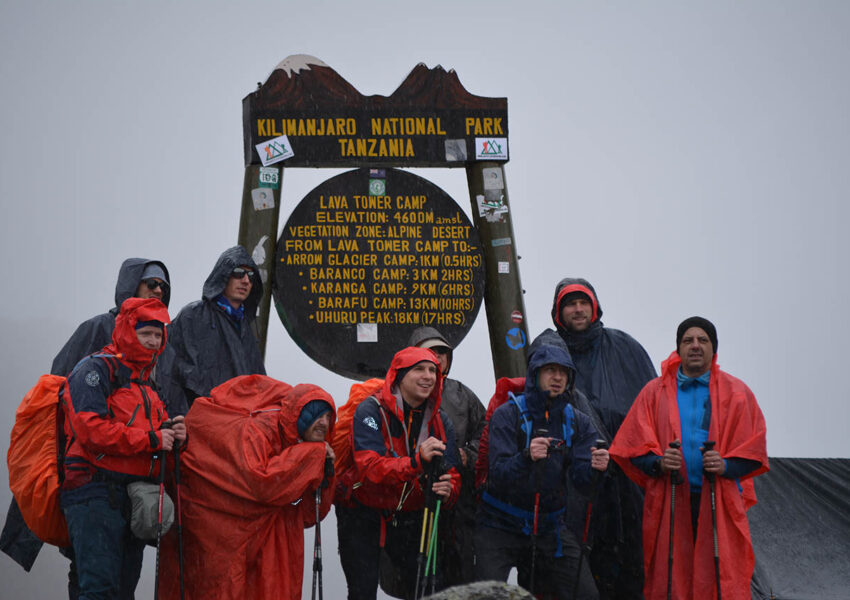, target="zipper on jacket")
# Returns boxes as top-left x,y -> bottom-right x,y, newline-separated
126,404 -> 140,427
